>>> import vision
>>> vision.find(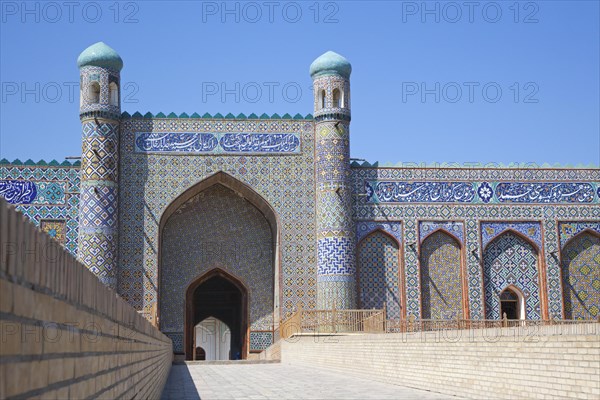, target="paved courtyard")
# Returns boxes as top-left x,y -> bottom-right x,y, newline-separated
161,362 -> 457,399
